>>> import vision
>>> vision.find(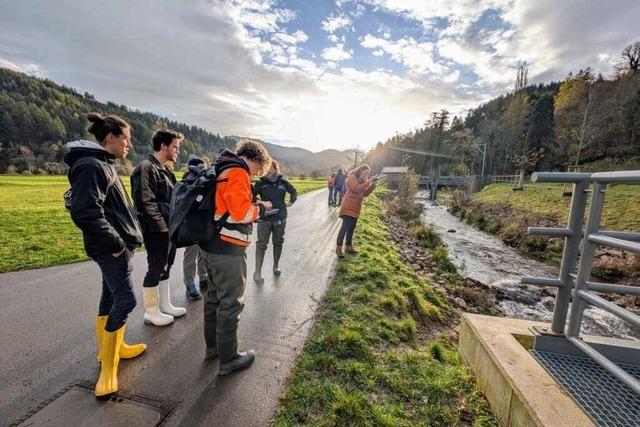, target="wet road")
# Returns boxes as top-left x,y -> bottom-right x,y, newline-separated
418,193 -> 640,340
0,188 -> 340,426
